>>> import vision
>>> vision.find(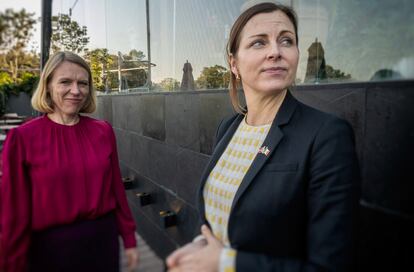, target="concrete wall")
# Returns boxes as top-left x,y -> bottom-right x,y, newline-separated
6,92 -> 33,116
94,80 -> 414,270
